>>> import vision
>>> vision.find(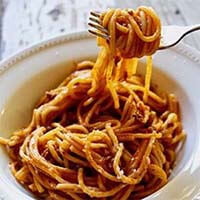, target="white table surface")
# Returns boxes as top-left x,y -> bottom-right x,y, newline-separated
0,0 -> 200,60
